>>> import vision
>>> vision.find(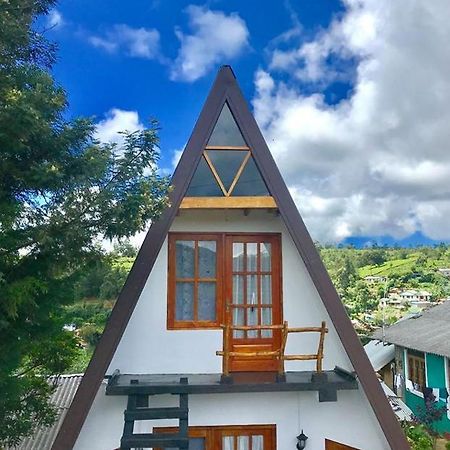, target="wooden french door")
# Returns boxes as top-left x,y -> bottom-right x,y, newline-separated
325,439 -> 360,450
225,234 -> 282,372
155,425 -> 276,450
